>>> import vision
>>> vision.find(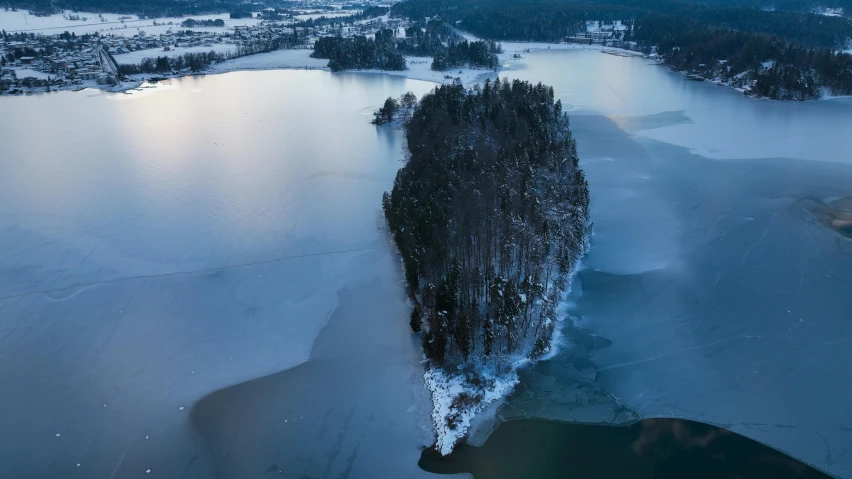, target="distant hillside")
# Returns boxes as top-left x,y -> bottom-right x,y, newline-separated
392,0 -> 852,48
